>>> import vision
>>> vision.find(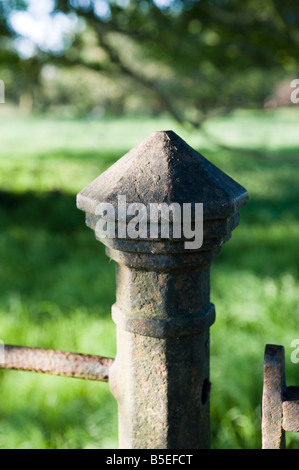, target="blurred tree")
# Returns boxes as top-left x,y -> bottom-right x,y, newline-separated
0,0 -> 45,110
1,0 -> 299,123
0,0 -> 25,37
